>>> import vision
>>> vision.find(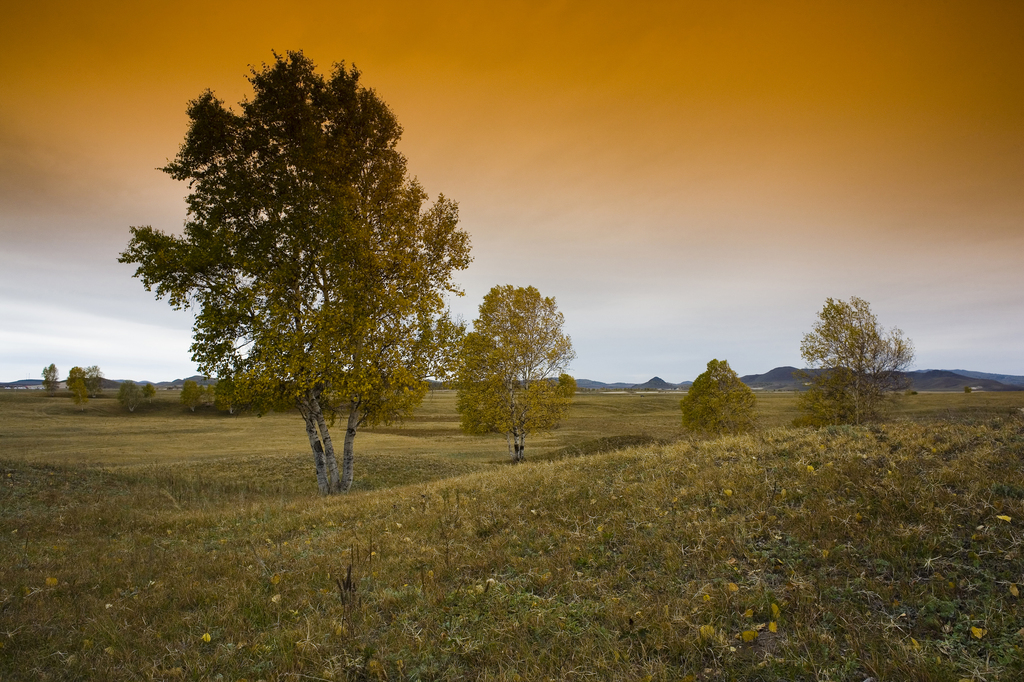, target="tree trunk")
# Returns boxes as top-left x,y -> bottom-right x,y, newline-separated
510,429 -> 525,463
312,404 -> 341,493
299,402 -> 331,495
339,401 -> 361,493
